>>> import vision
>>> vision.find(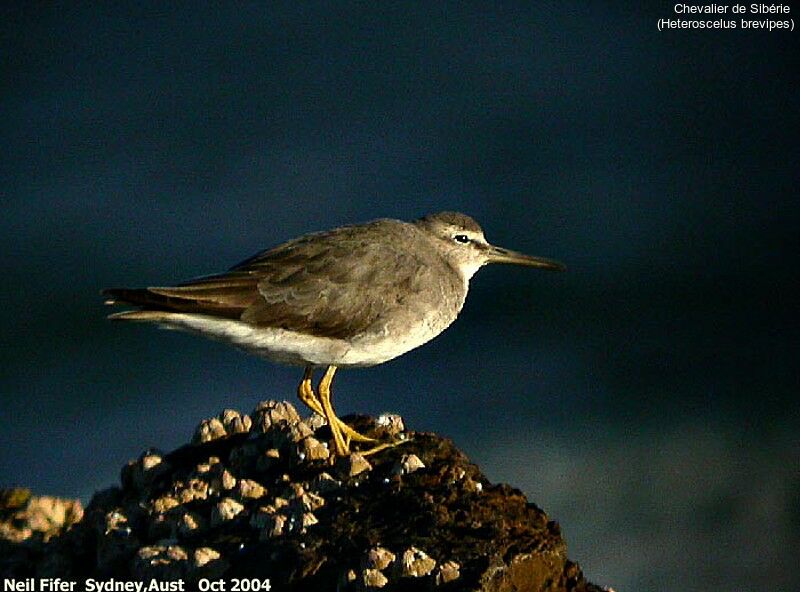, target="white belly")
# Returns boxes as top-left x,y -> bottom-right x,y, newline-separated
152,312 -> 453,368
